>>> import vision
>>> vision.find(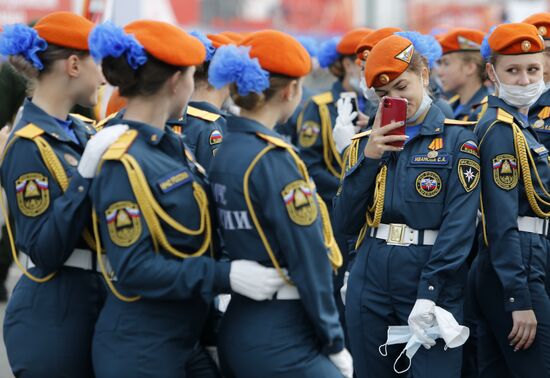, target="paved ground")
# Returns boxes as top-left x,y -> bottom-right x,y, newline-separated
0,267 -> 20,378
